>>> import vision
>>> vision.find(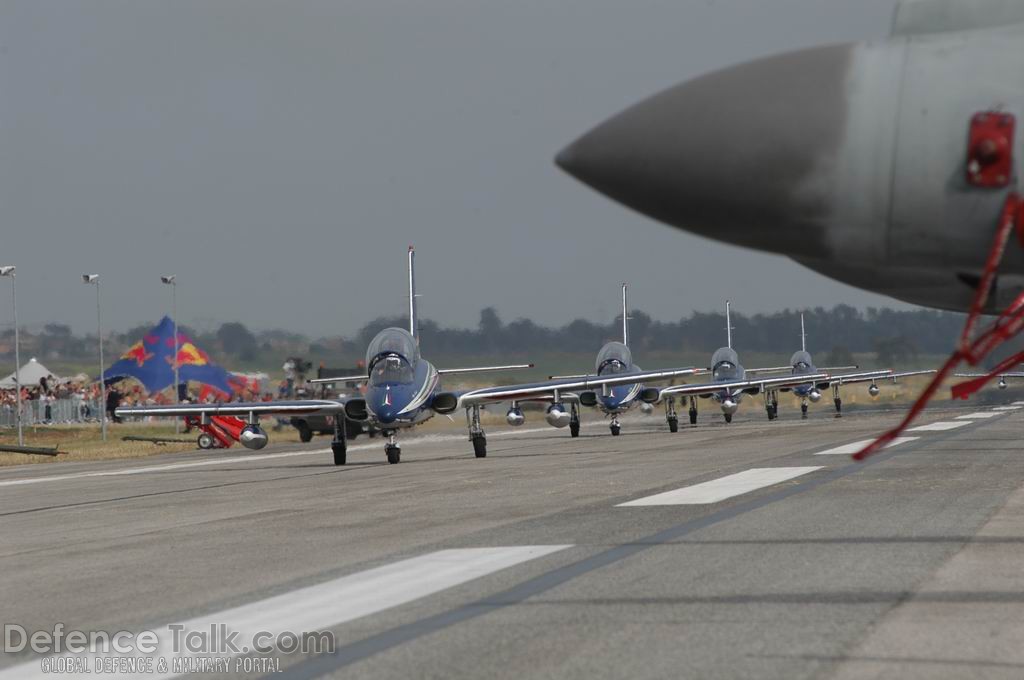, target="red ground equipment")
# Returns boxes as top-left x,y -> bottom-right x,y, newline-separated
185,414 -> 248,450
855,190 -> 1024,460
